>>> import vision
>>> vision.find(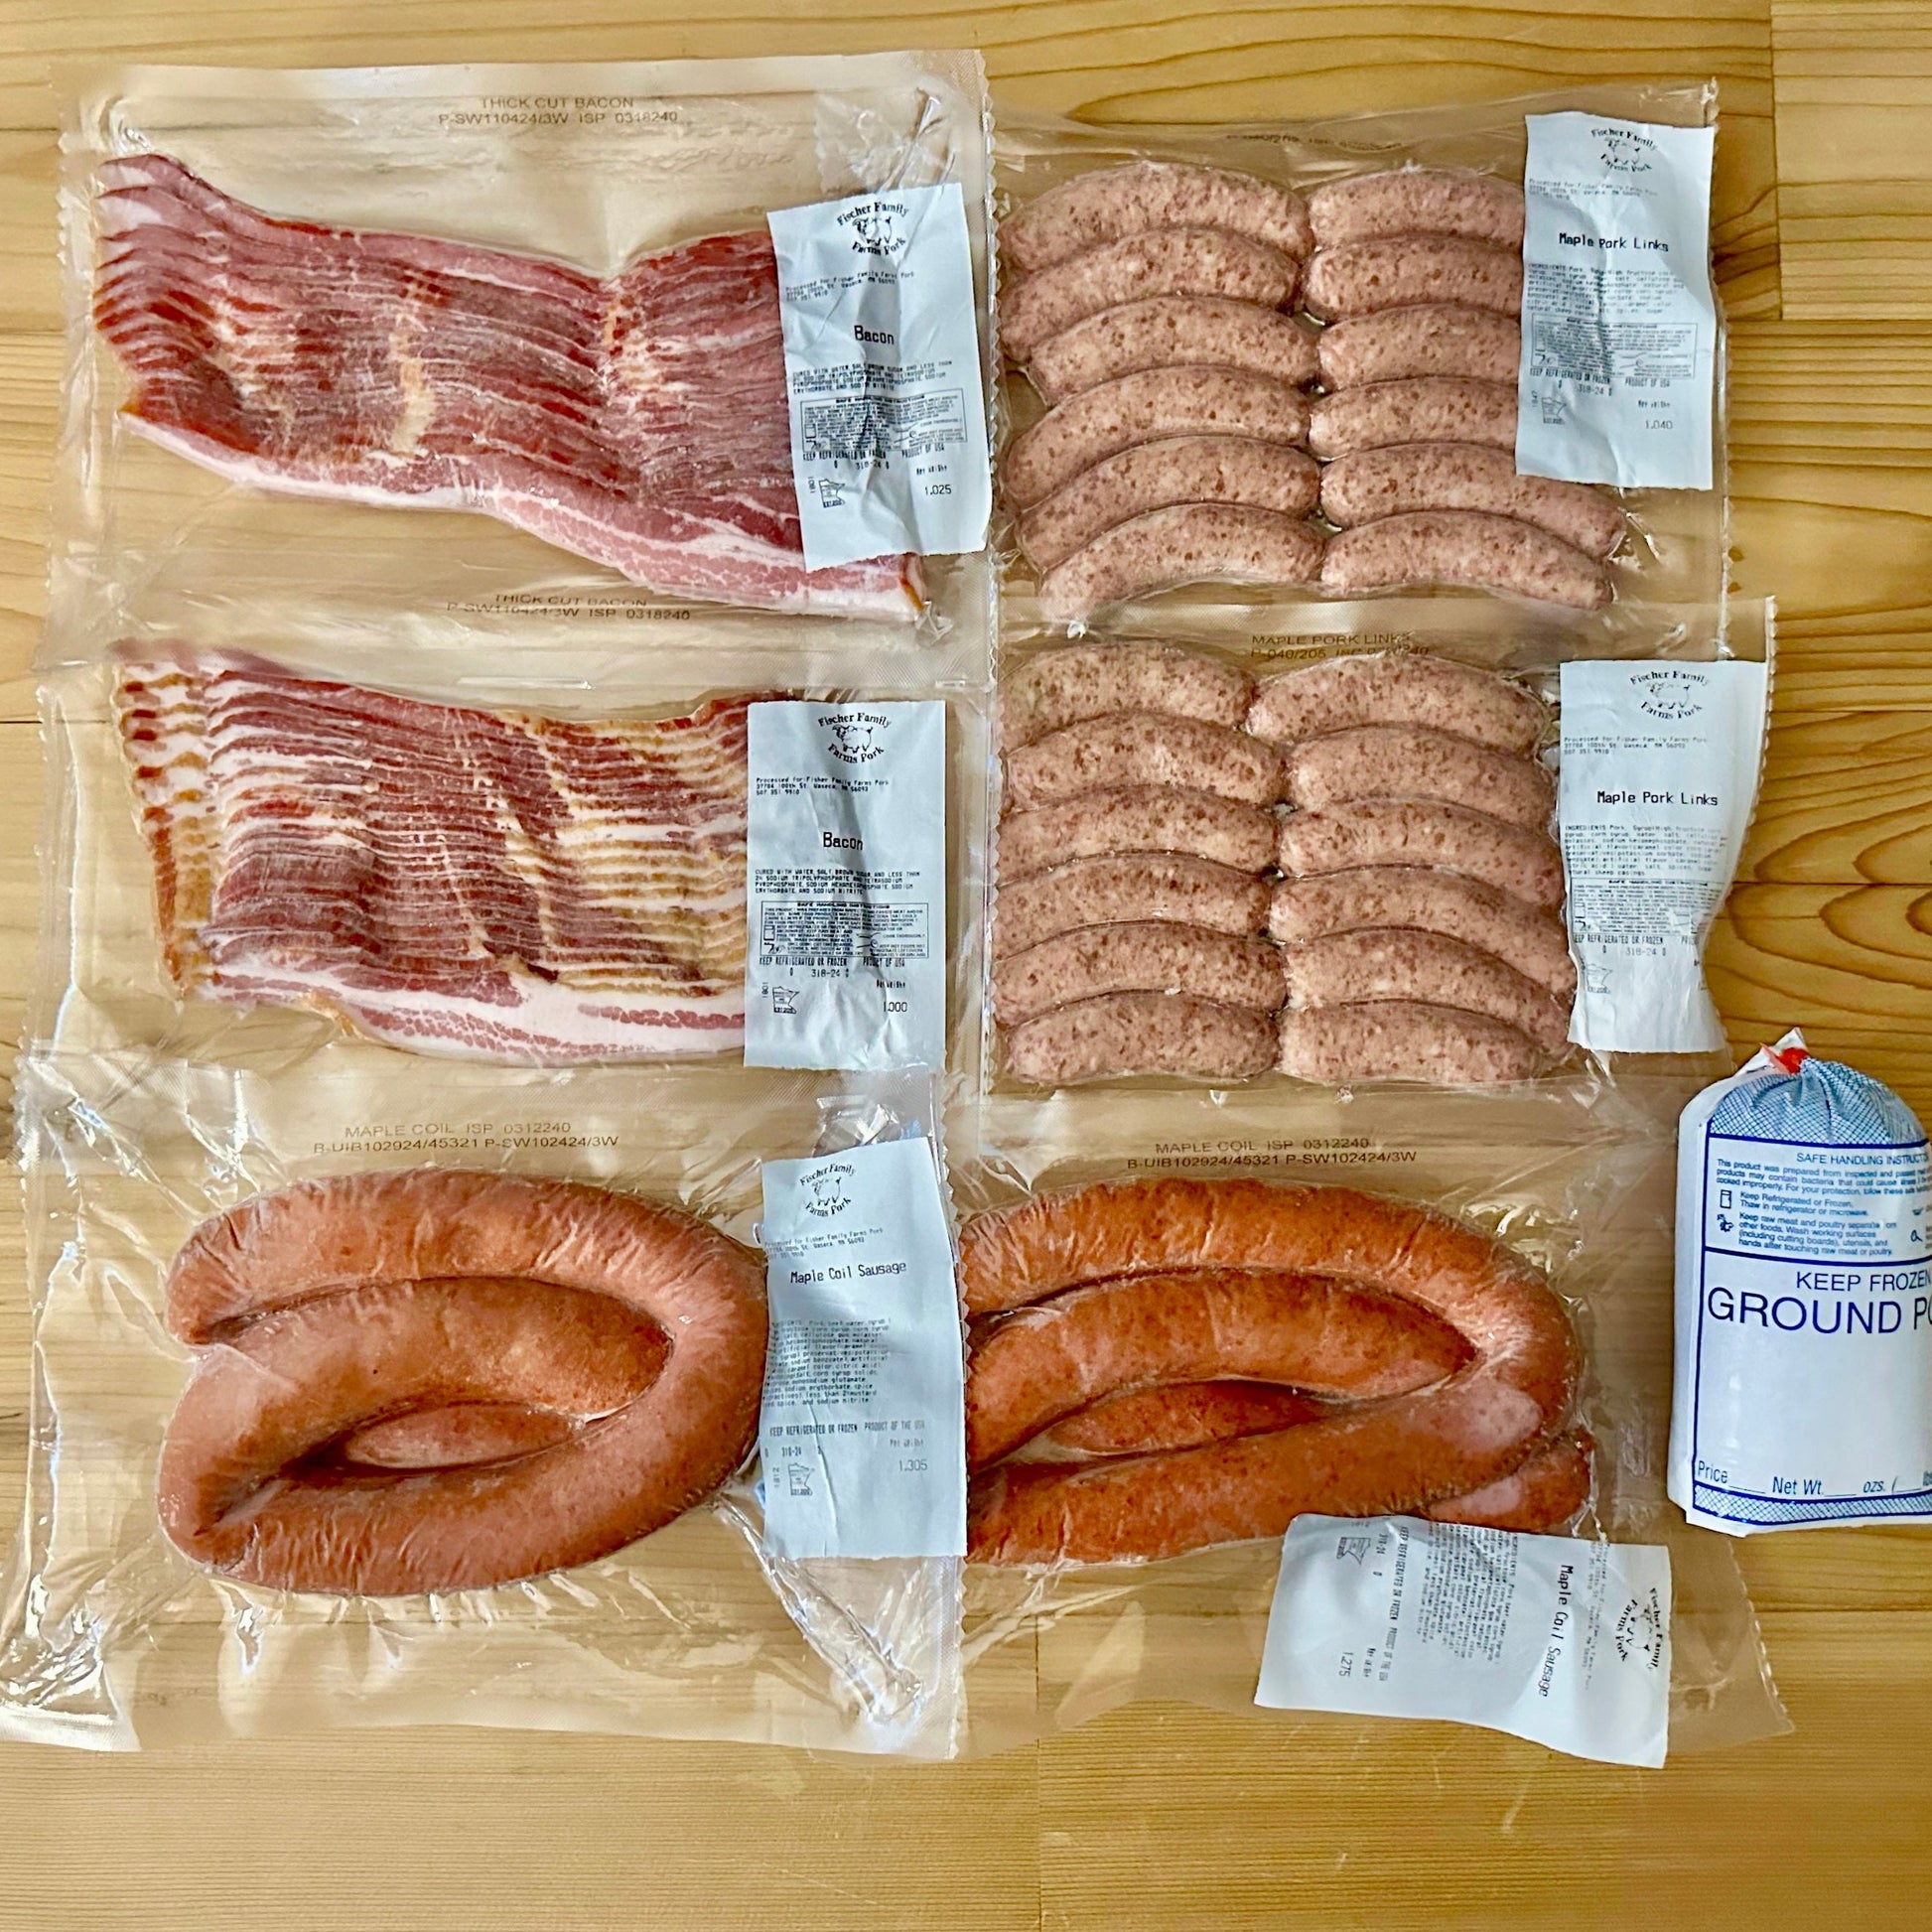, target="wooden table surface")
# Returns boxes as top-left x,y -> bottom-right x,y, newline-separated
3,4 -> 1931,1927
